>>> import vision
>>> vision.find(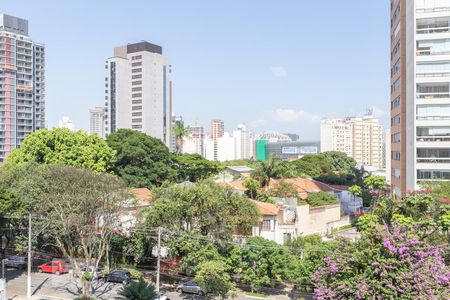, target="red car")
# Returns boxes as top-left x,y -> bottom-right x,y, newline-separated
37,260 -> 69,275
